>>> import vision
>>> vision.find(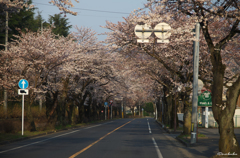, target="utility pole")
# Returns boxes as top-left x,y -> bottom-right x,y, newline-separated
174,76 -> 177,132
39,97 -> 42,112
191,23 -> 200,144
41,21 -> 43,34
104,102 -> 107,120
155,97 -> 158,120
4,8 -> 9,118
111,103 -> 112,119
121,98 -> 124,118
139,101 -> 140,117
